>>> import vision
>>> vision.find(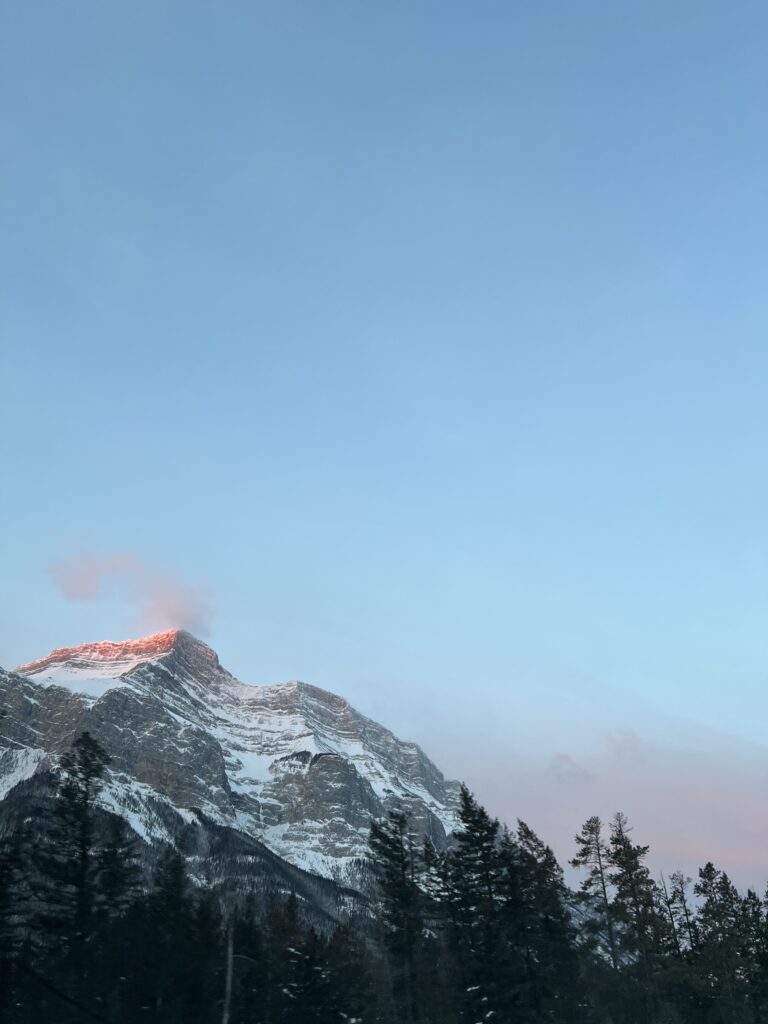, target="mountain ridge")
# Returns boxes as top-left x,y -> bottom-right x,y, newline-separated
2,630 -> 461,886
